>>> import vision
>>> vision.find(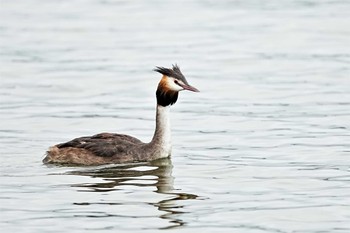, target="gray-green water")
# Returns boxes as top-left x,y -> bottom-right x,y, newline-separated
1,0 -> 350,232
